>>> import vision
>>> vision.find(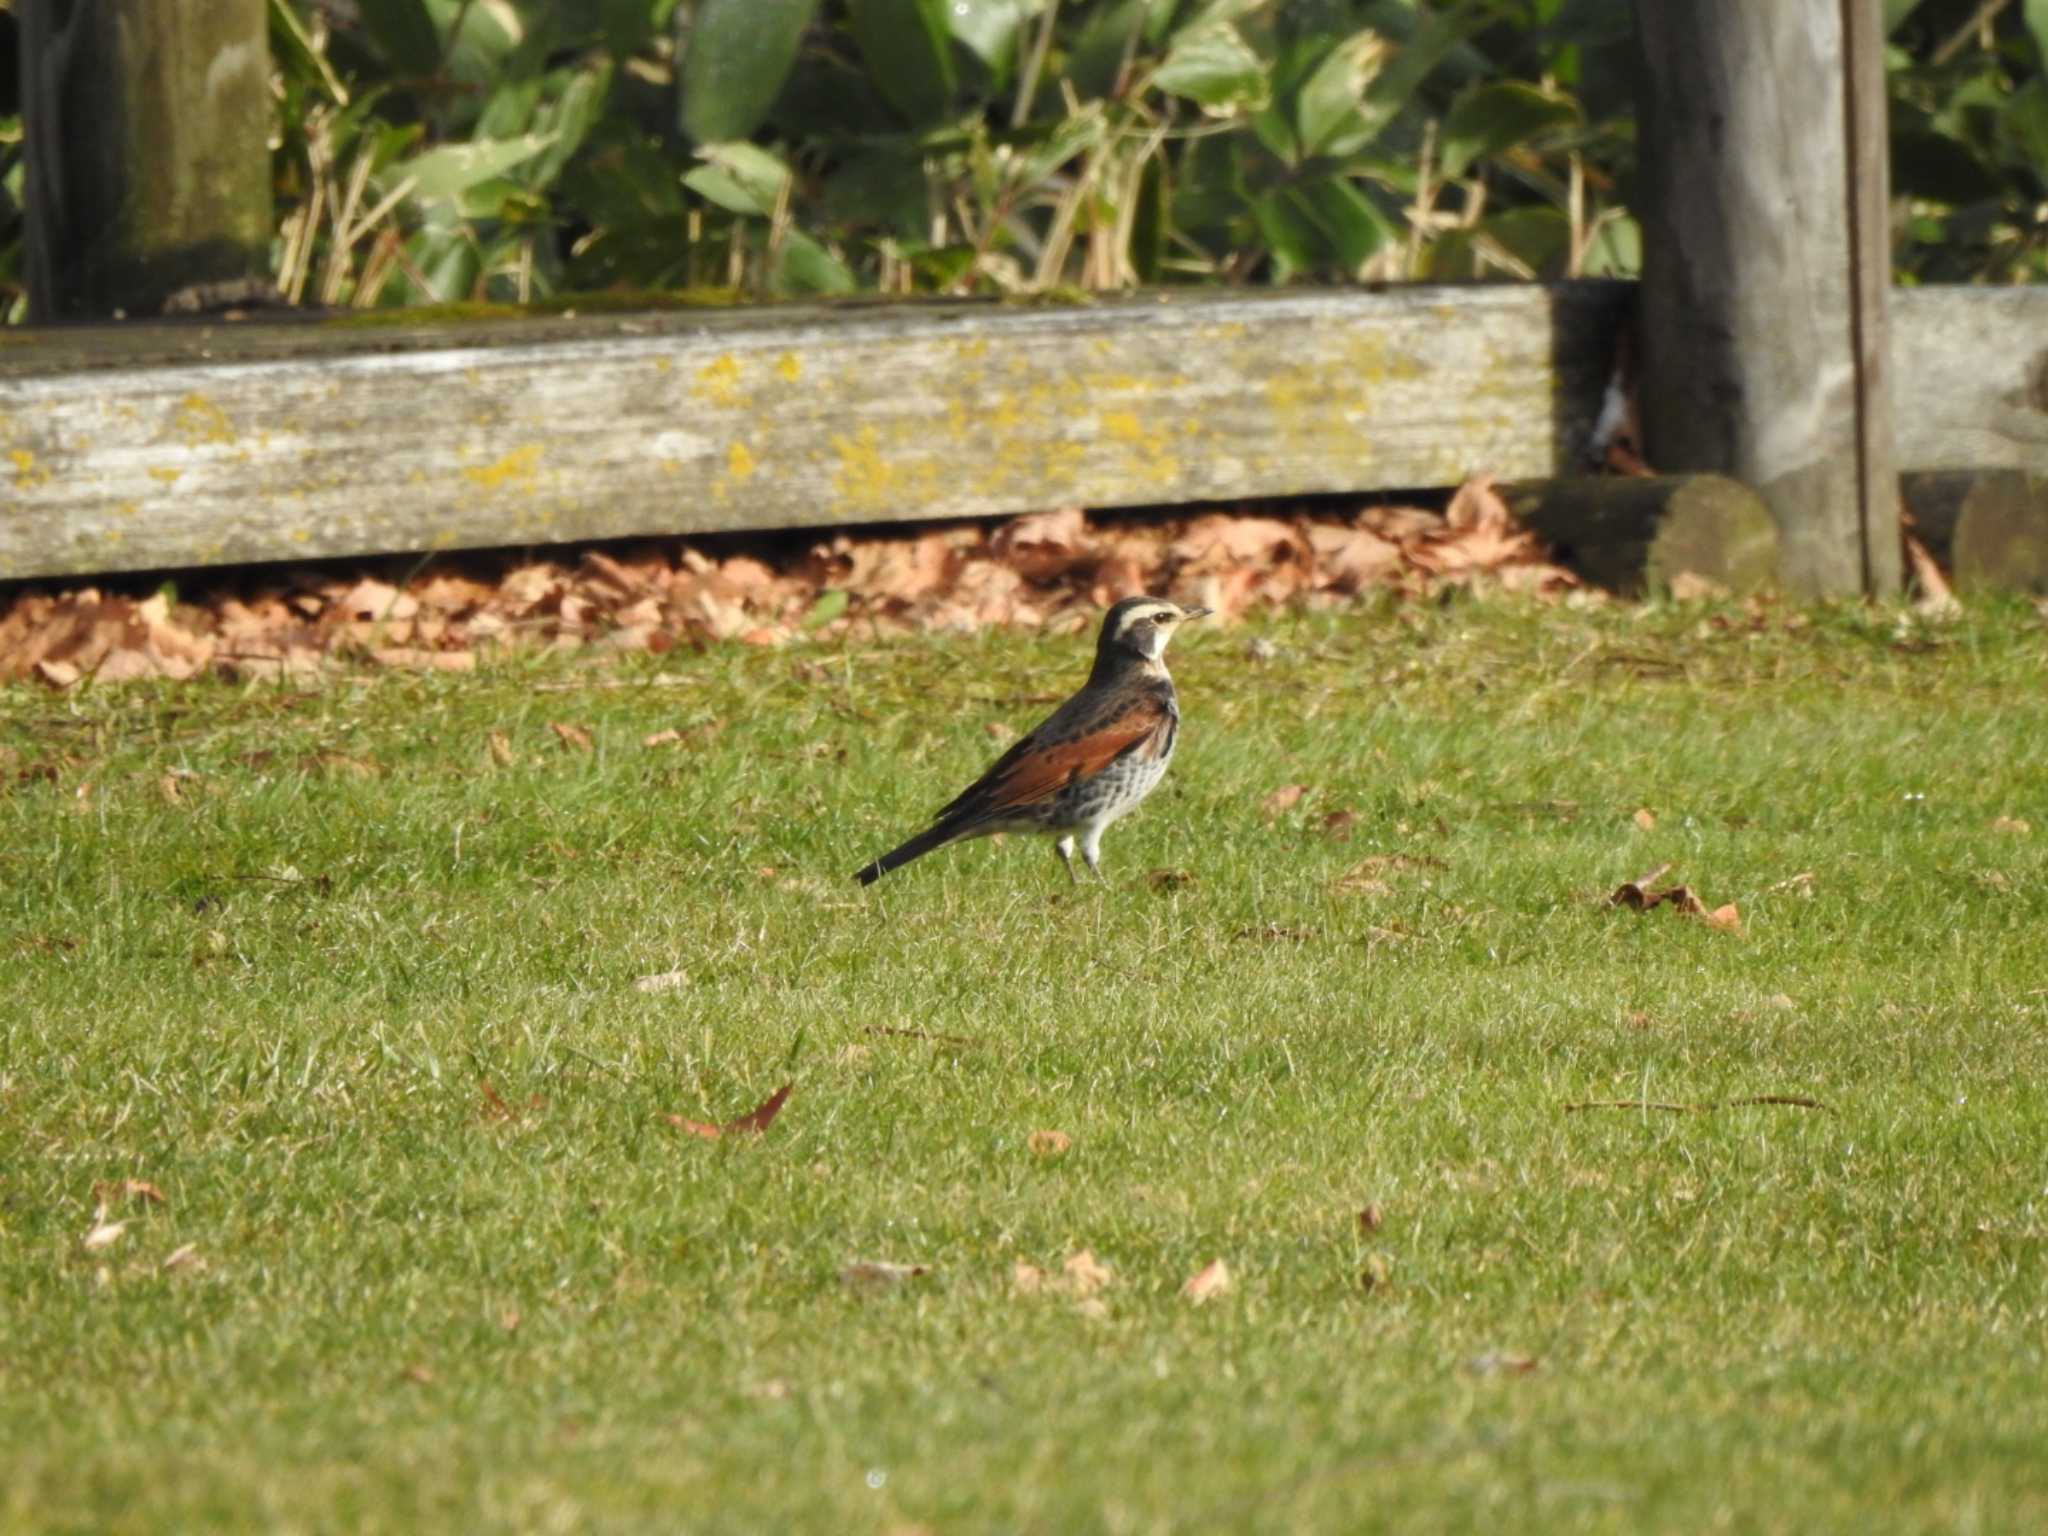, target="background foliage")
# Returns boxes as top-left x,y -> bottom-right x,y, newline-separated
0,0 -> 2044,317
